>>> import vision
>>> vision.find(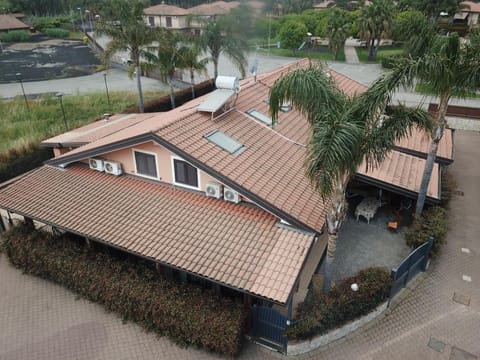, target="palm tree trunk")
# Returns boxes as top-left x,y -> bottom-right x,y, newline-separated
169,78 -> 176,109
213,57 -> 219,80
322,182 -> 347,294
322,232 -> 338,294
368,38 -> 375,61
135,65 -> 145,113
415,94 -> 449,216
190,69 -> 195,99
